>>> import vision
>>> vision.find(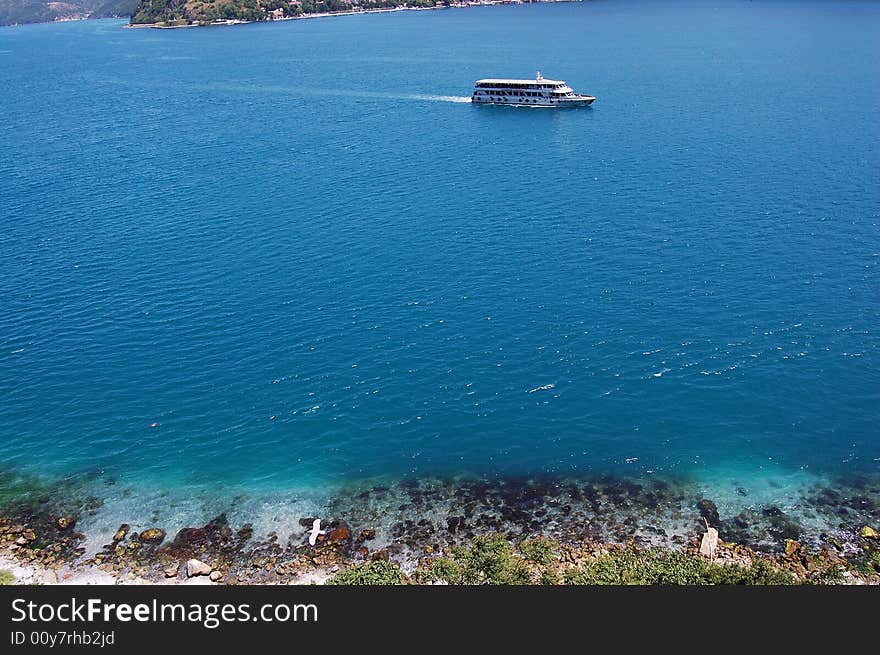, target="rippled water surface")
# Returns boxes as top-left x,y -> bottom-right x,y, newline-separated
1,1 -> 879,538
